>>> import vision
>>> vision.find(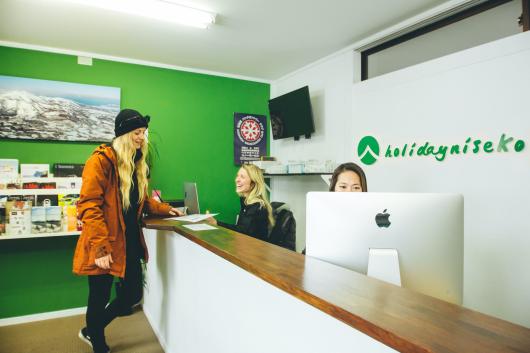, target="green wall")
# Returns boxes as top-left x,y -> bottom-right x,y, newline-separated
0,46 -> 270,318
